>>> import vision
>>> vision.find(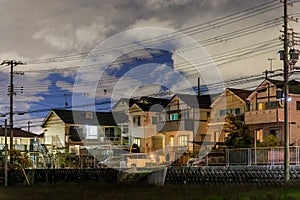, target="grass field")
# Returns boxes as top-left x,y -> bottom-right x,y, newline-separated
1,182 -> 300,200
